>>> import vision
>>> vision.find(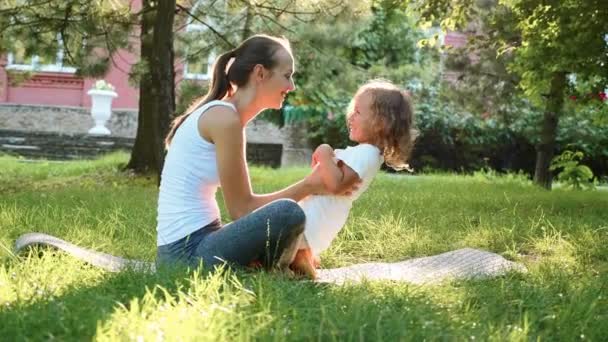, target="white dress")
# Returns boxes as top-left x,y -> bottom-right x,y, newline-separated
299,143 -> 384,256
